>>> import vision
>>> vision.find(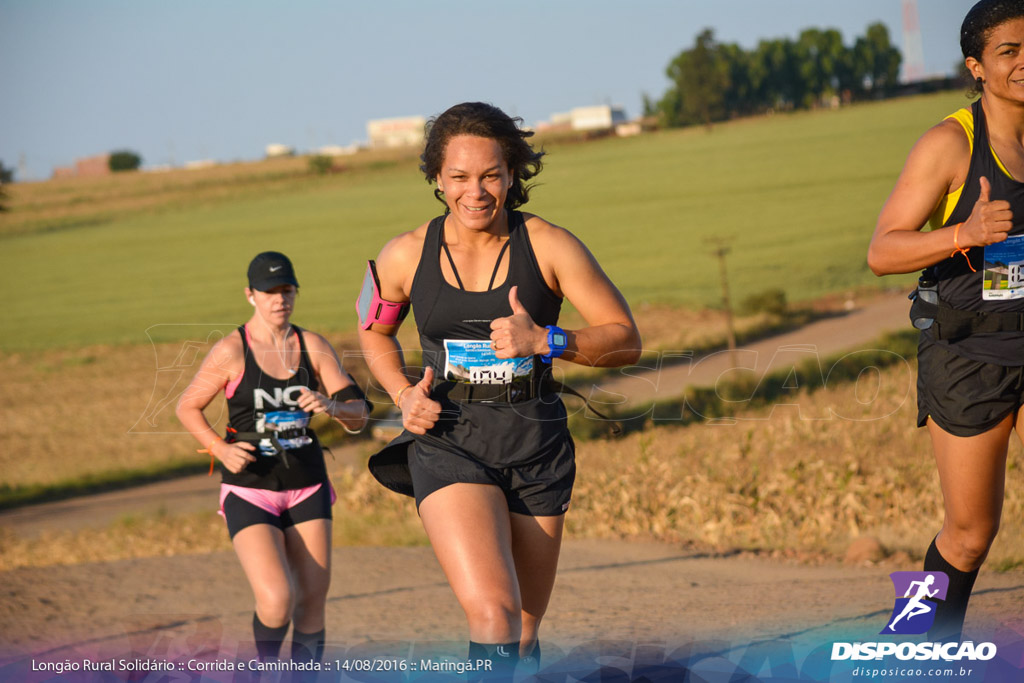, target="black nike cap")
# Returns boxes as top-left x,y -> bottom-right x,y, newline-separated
247,251 -> 299,291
